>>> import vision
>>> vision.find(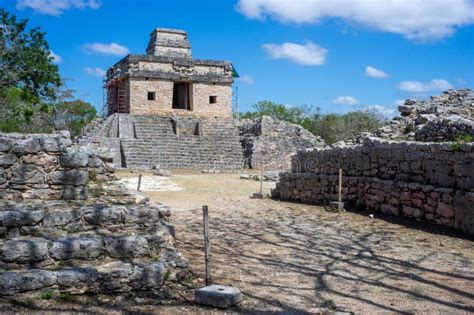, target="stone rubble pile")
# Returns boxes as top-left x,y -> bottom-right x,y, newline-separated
0,132 -> 115,200
375,89 -> 474,141
240,116 -> 326,170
